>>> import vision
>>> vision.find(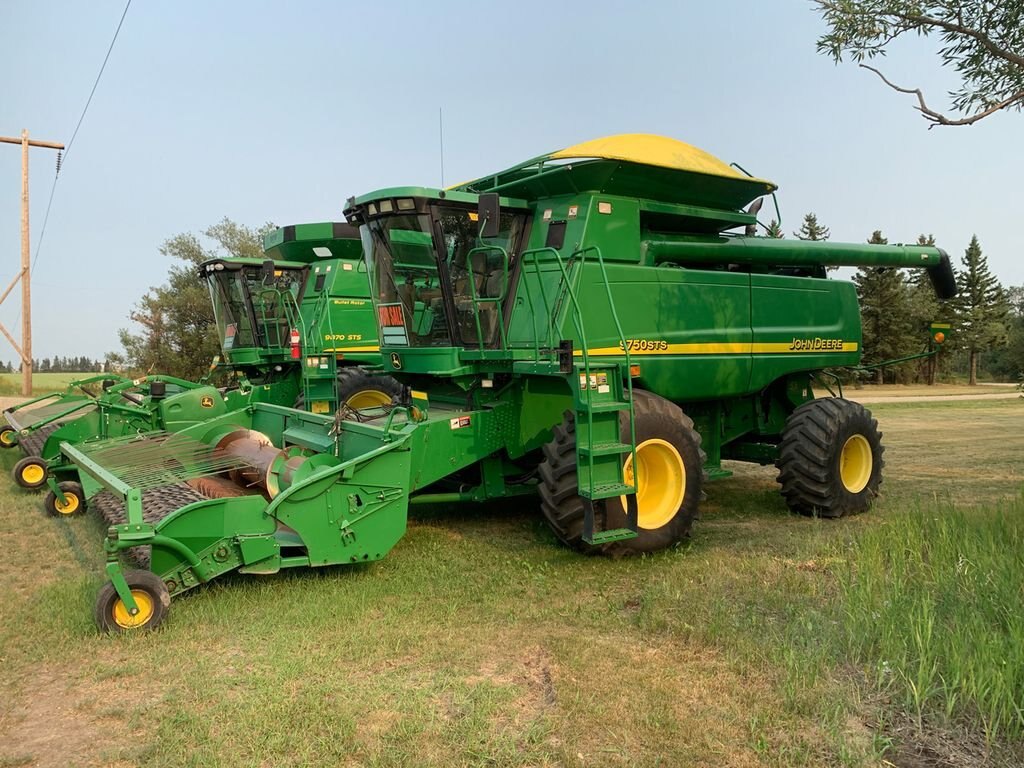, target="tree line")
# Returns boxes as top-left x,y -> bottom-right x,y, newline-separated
0,357 -> 105,374
769,213 -> 1020,385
